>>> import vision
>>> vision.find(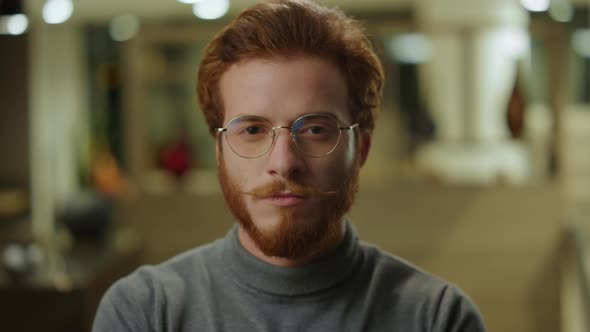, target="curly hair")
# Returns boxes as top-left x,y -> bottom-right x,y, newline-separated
197,0 -> 384,136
